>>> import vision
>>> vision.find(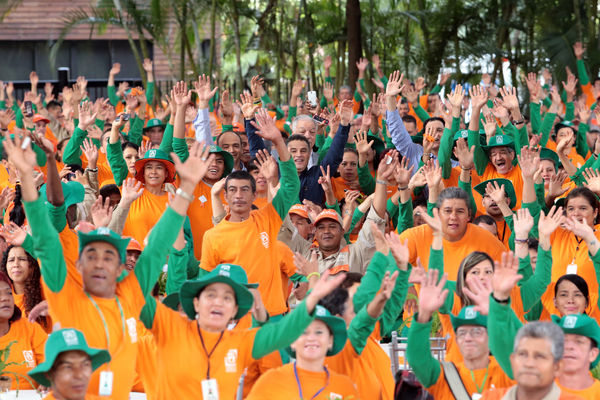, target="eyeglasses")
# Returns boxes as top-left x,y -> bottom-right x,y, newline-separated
455,326 -> 486,338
